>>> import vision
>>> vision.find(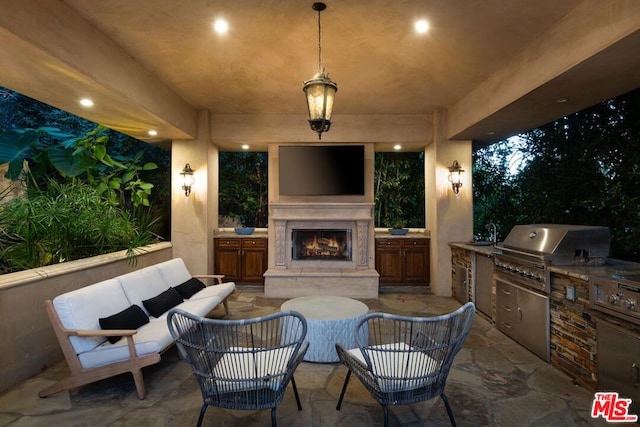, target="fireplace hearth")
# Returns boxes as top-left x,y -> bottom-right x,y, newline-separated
292,229 -> 351,261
